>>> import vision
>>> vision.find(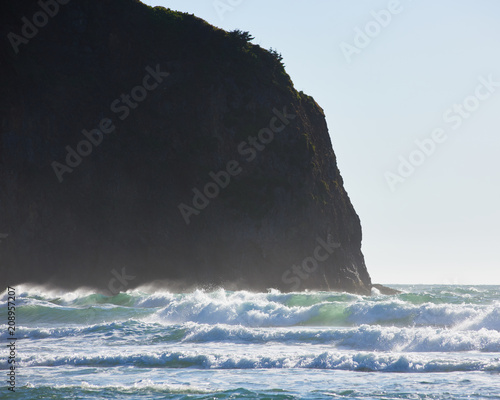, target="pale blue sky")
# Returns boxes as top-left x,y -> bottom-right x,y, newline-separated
144,0 -> 500,284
